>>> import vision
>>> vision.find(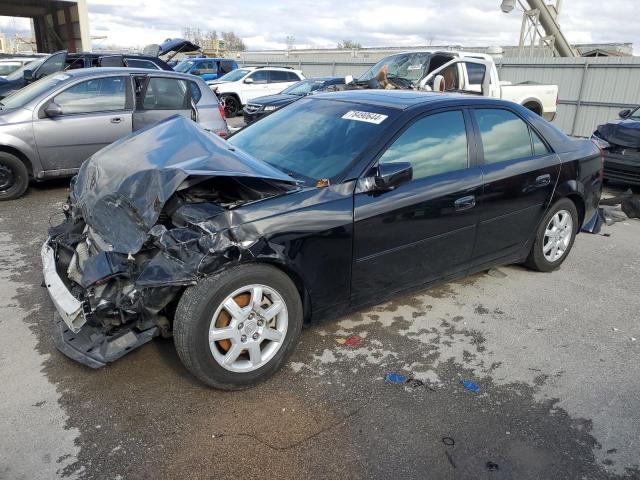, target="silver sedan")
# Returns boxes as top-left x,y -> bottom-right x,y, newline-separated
0,67 -> 228,200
